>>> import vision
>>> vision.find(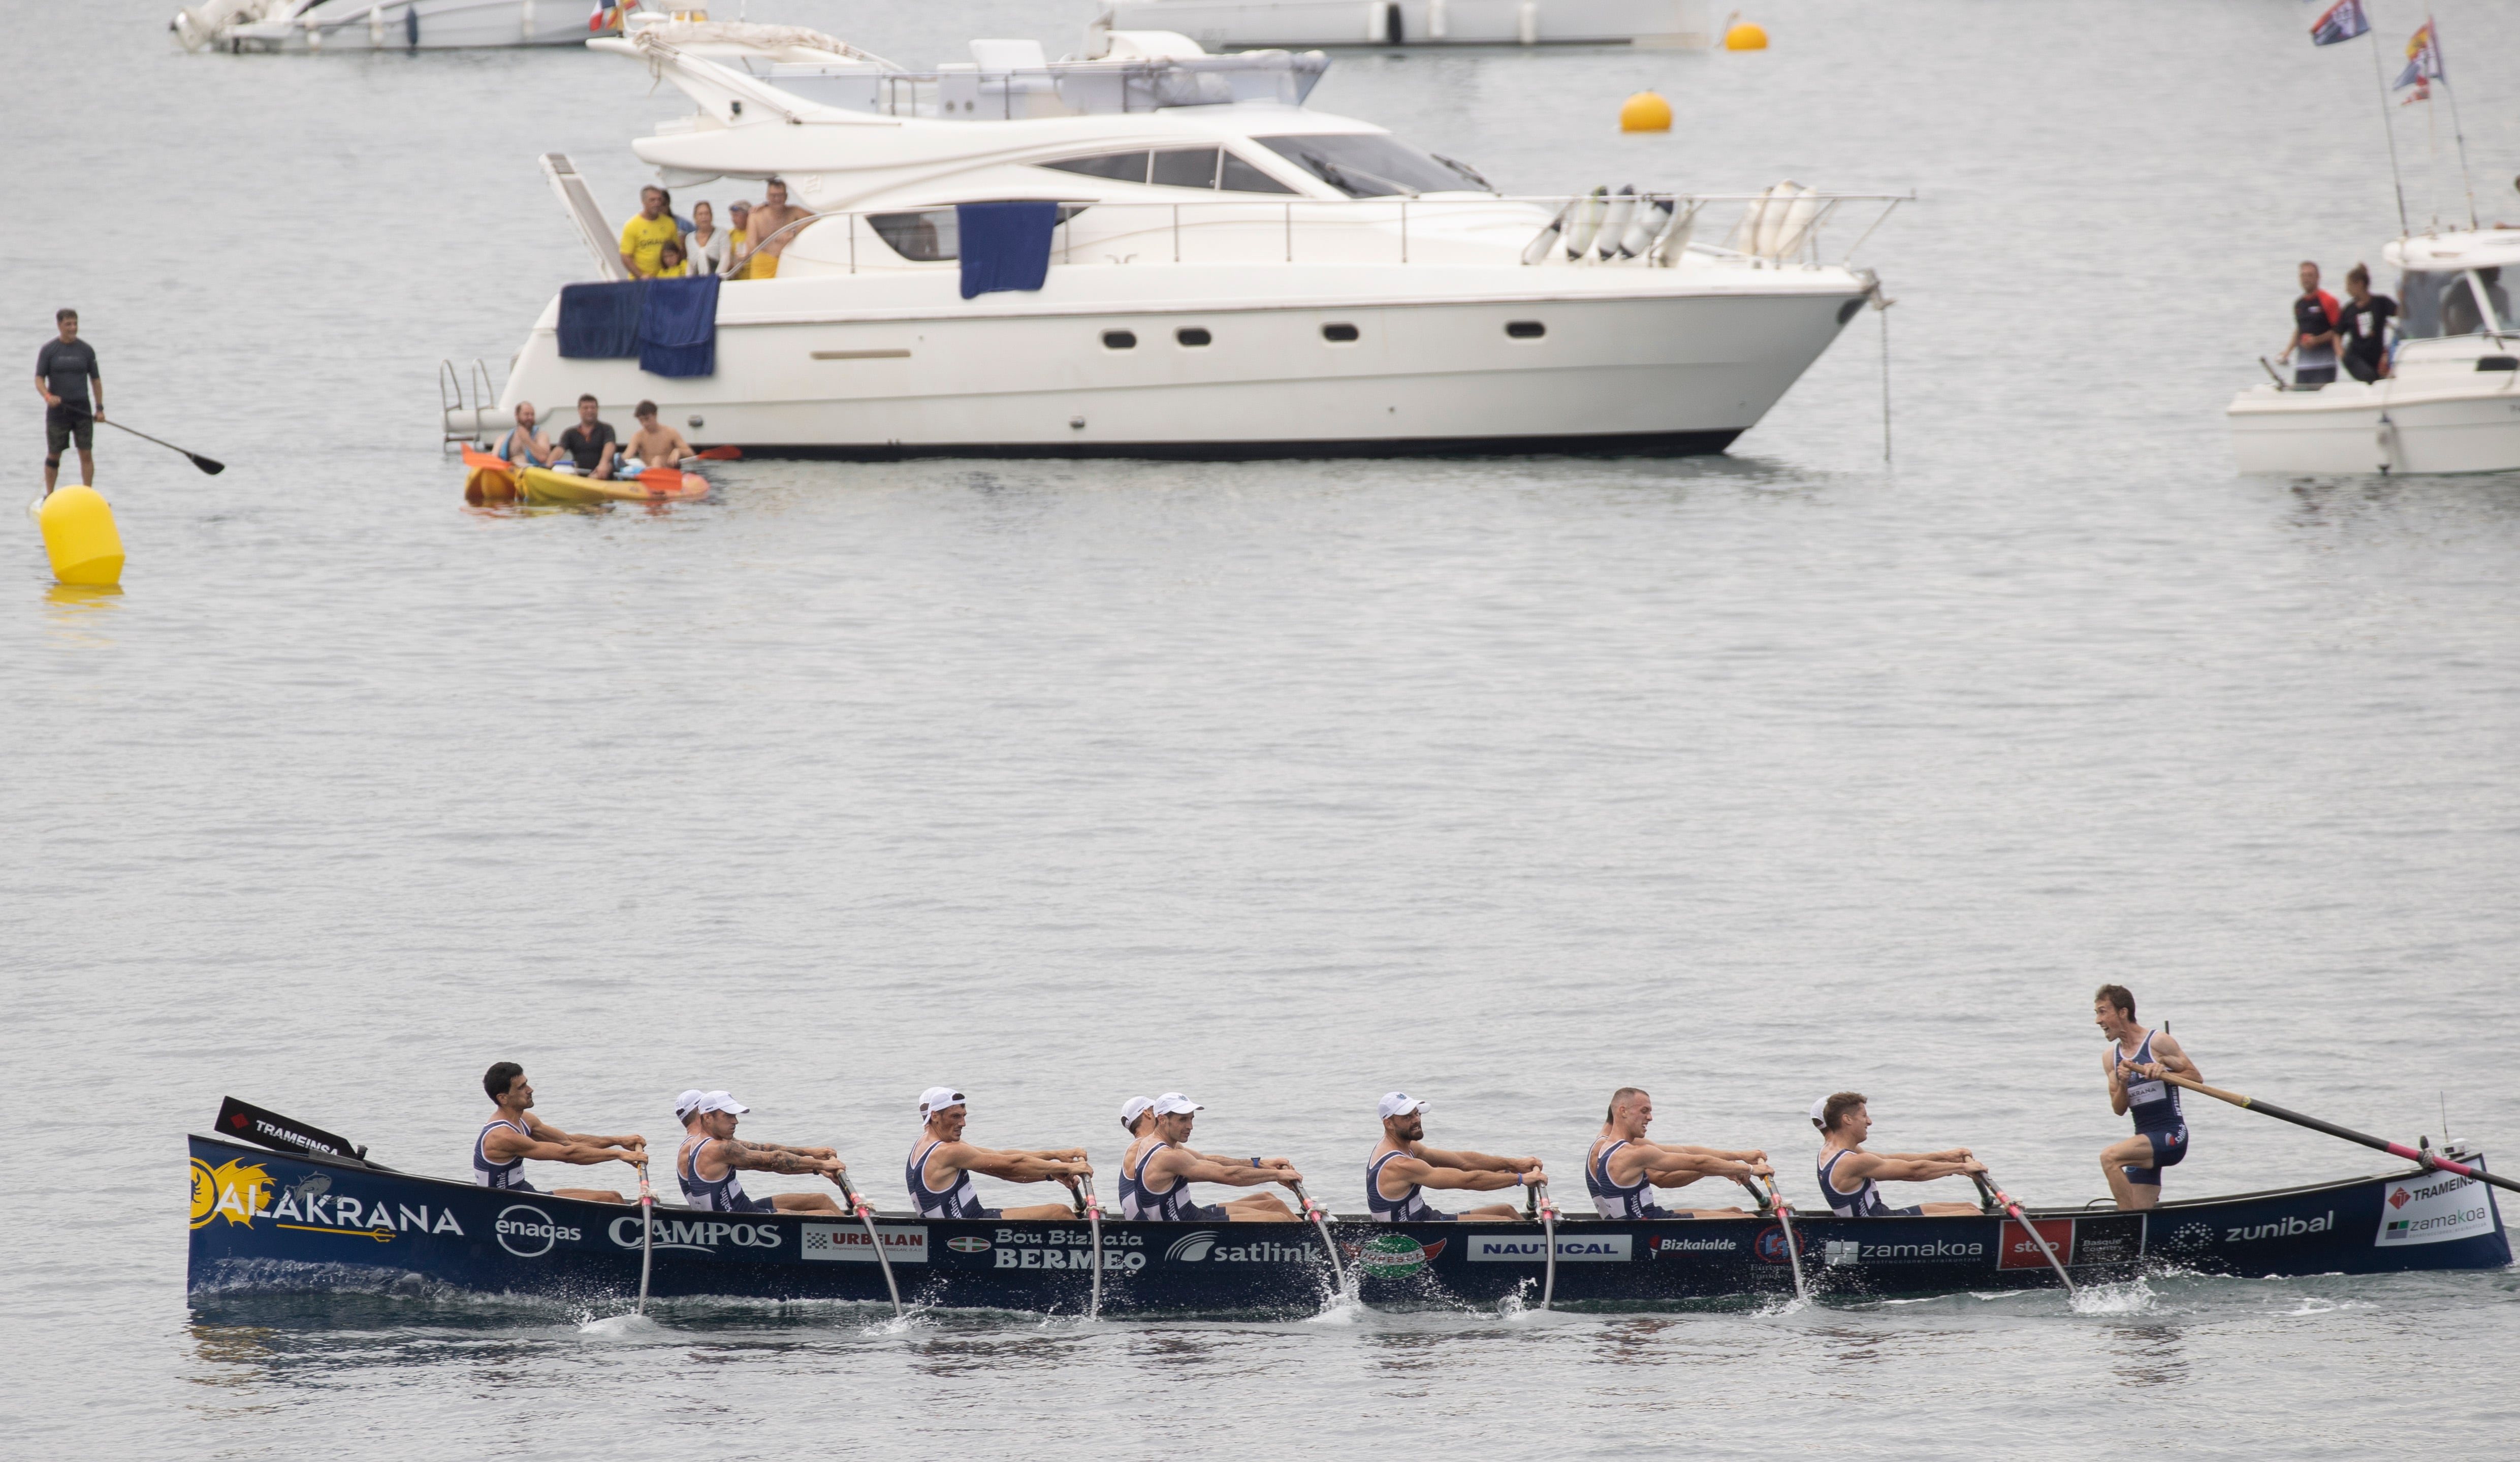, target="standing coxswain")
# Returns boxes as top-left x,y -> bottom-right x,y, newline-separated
674,1089 -> 846,1214
1810,1093 -> 1985,1217
1367,1092 -> 1545,1222
36,307 -> 101,494
907,1087 -> 1092,1221
2095,984 -> 2198,1212
1118,1092 -> 1302,1222
474,1061 -> 646,1202
1585,1087 -> 1772,1219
